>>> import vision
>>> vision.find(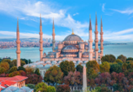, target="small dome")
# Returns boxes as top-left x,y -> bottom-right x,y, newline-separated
63,34 -> 82,42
